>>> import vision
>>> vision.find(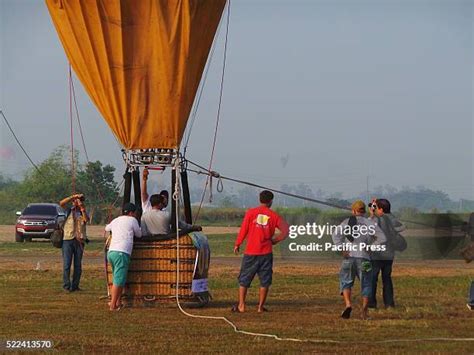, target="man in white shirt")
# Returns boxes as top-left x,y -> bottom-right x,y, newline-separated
141,195 -> 201,235
141,167 -> 169,214
105,203 -> 142,311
